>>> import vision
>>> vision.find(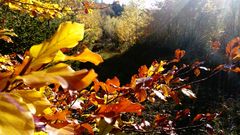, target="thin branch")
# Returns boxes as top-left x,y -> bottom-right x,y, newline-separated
173,69 -> 222,91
